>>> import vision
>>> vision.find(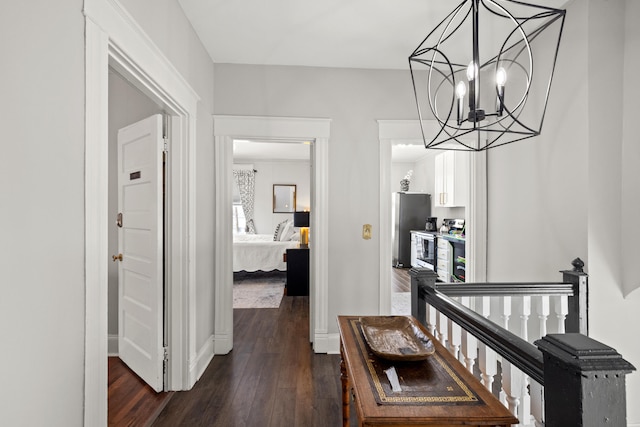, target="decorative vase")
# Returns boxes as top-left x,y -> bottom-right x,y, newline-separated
400,179 -> 410,192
